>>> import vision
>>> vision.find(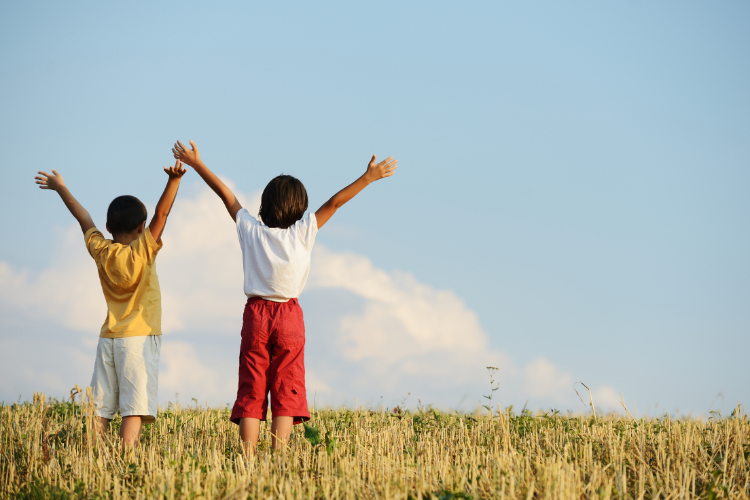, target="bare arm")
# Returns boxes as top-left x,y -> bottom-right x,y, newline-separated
35,170 -> 96,234
315,155 -> 398,229
149,160 -> 187,243
172,140 -> 242,222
